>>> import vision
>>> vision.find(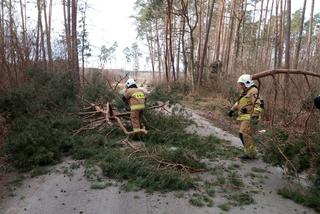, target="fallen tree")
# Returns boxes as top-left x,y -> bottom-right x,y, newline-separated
77,97 -> 166,136
76,98 -> 206,174
251,69 -> 320,80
